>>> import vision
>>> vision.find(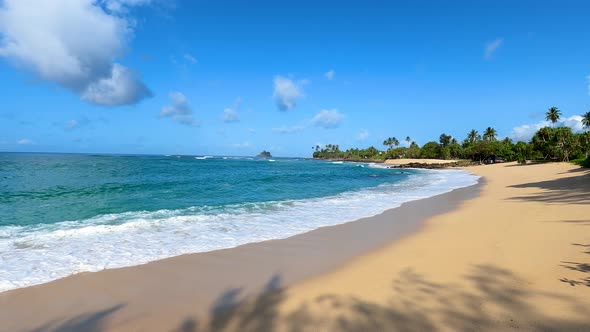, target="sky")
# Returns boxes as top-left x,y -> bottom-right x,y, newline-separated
1,0 -> 589,157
